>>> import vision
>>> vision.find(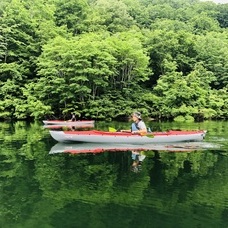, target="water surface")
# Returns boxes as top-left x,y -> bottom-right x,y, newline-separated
0,121 -> 227,228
